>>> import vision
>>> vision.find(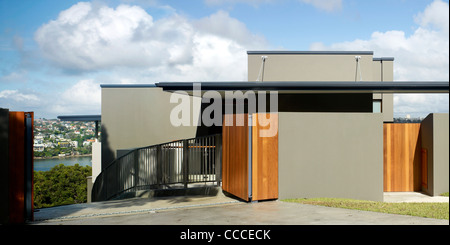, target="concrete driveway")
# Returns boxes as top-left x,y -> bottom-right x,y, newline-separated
32,192 -> 448,225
